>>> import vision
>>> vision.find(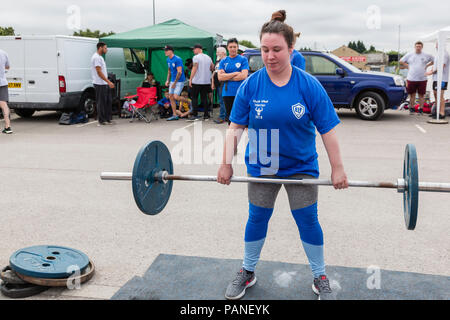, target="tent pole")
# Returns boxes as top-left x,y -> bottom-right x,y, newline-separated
153,0 -> 156,25
435,33 -> 444,120
397,25 -> 401,75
